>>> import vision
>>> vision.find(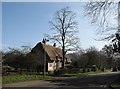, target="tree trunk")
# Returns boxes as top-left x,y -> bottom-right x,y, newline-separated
62,33 -> 65,69
62,45 -> 65,69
